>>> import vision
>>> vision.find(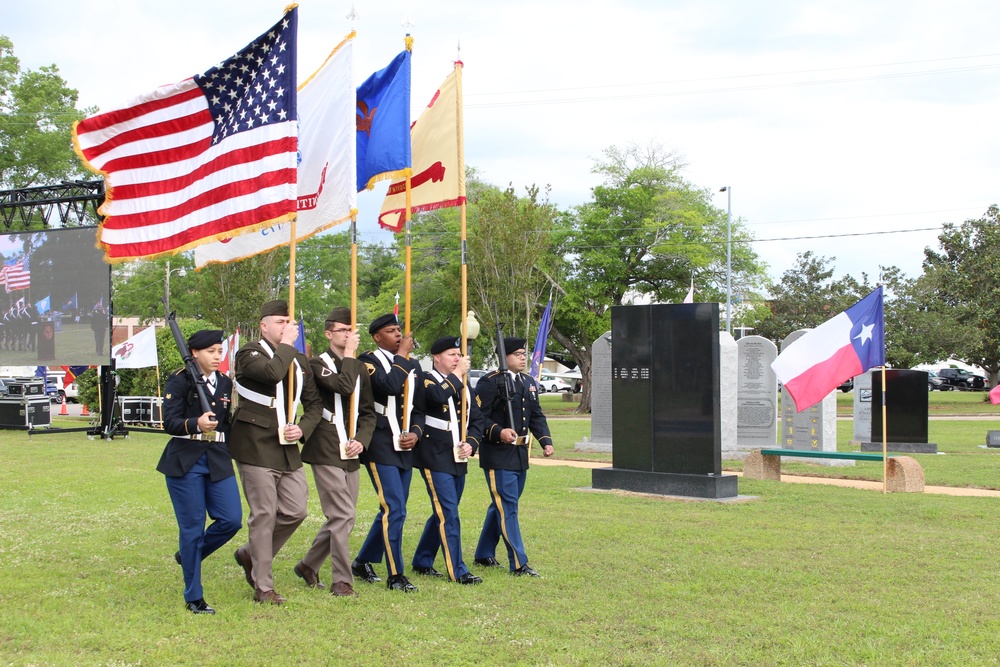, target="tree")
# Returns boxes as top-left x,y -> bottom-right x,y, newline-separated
921,205 -> 1000,386
0,36 -> 90,192
750,251 -> 865,344
549,143 -> 767,411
